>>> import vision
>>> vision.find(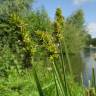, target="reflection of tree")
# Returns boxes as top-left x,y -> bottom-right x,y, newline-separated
91,38 -> 96,46
65,54 -> 84,82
